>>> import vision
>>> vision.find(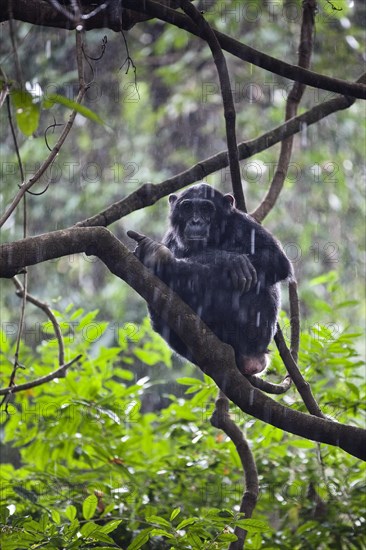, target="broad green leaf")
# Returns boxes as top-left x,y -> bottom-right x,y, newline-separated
218,533 -> 238,542
43,93 -> 105,125
170,507 -> 181,521
82,494 -> 98,520
149,528 -> 174,538
176,517 -> 197,530
127,528 -> 152,550
100,519 -> 122,534
176,377 -> 203,386
80,521 -> 99,537
51,509 -> 61,525
11,89 -> 40,136
65,505 -> 77,521
234,519 -> 270,532
145,514 -> 171,528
